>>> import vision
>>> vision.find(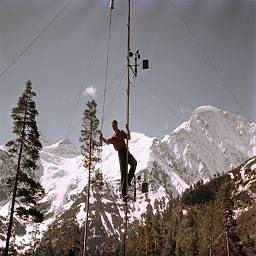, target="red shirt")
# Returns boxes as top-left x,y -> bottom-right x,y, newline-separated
108,130 -> 127,151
